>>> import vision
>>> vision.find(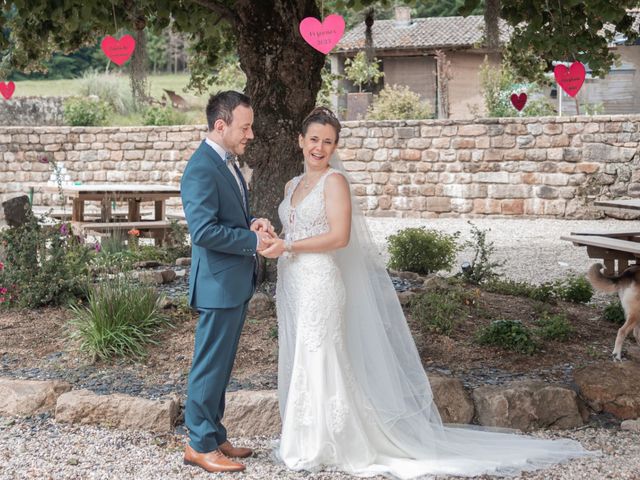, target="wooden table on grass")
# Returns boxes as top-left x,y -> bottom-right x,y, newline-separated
37,183 -> 182,245
562,199 -> 640,275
